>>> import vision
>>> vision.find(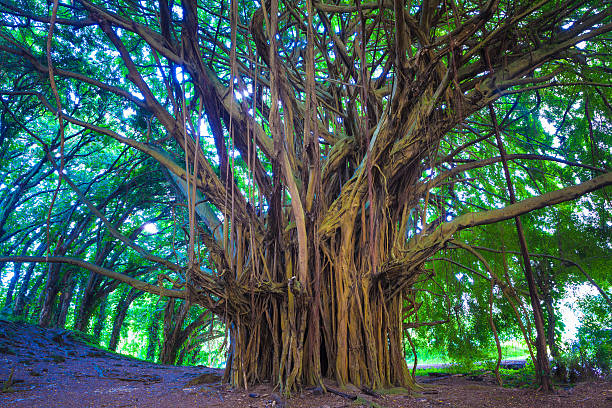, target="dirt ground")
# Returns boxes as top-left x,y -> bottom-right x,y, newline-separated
0,319 -> 610,408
